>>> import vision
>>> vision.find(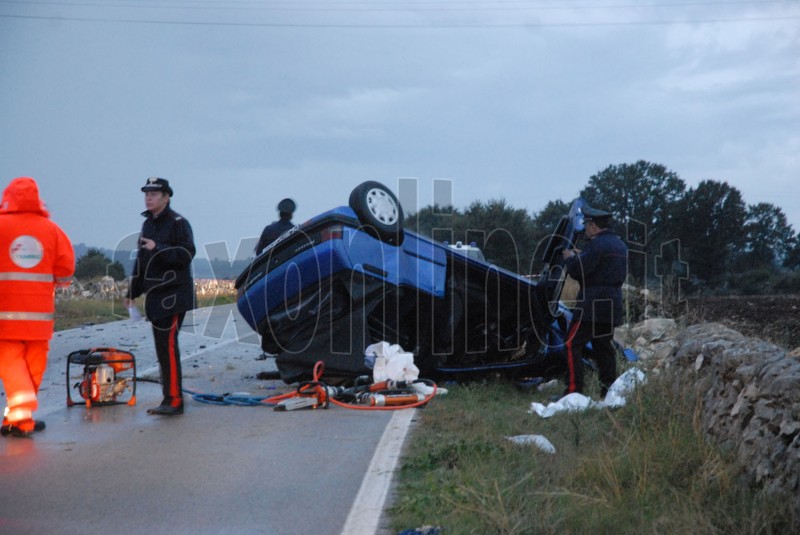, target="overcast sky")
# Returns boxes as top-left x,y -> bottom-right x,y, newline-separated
2,0 -> 798,260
